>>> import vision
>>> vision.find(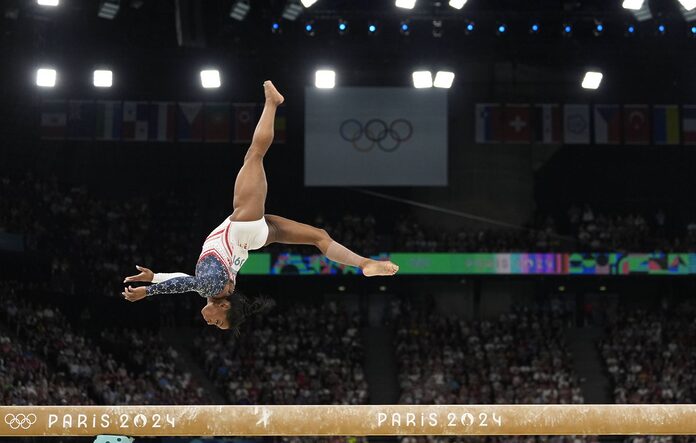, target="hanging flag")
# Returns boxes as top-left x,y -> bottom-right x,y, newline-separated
653,105 -> 680,145
40,100 -> 67,140
233,103 -> 259,143
204,102 -> 231,143
623,104 -> 650,145
95,101 -> 122,141
67,100 -> 96,140
683,105 -> 696,145
593,104 -> 621,145
274,105 -> 287,144
475,103 -> 503,143
178,102 -> 204,142
563,104 -> 590,144
503,104 -> 531,143
149,102 -> 176,142
532,104 -> 561,144
122,101 -> 150,141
